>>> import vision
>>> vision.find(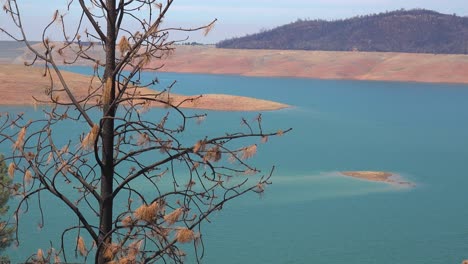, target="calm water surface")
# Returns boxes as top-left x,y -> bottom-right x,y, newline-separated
2,67 -> 468,263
